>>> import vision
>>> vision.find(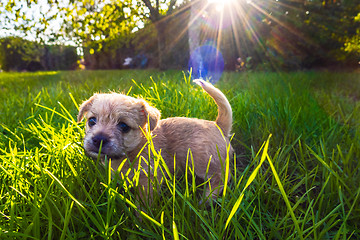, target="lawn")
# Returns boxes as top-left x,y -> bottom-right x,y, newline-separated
0,70 -> 359,239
